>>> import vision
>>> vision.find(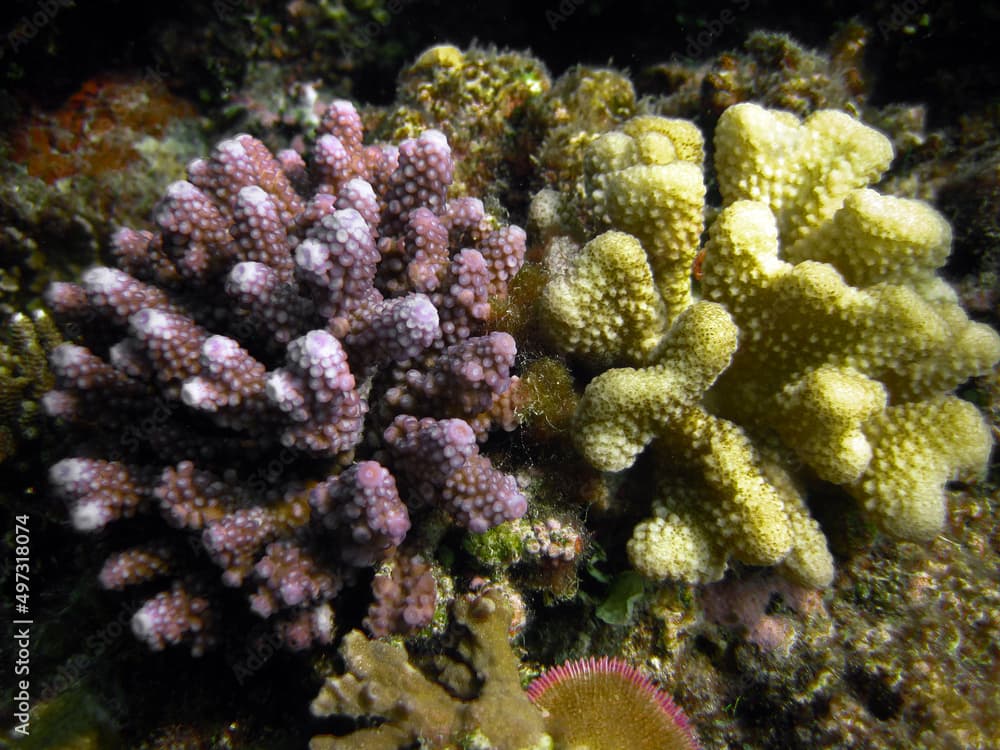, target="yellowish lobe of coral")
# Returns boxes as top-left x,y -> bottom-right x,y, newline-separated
573,365 -> 685,473
654,297 -> 740,390
714,102 -> 893,245
627,407 -> 811,579
780,494 -> 836,588
785,188 -> 952,288
774,366 -> 887,485
686,412 -> 795,567
539,230 -> 667,367
411,44 -> 465,70
851,396 -> 994,541
629,440 -> 834,589
581,115 -> 706,325
702,200 -> 1000,402
584,130 -> 638,181
600,163 -> 705,321
631,131 -> 680,167
629,499 -> 726,584
888,299 -> 1000,399
623,115 -> 705,165
572,302 -> 737,470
